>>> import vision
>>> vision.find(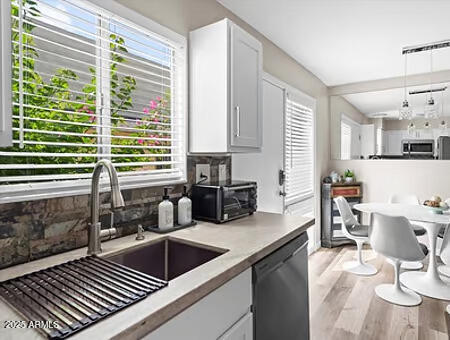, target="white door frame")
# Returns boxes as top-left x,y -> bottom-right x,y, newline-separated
262,72 -> 319,253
